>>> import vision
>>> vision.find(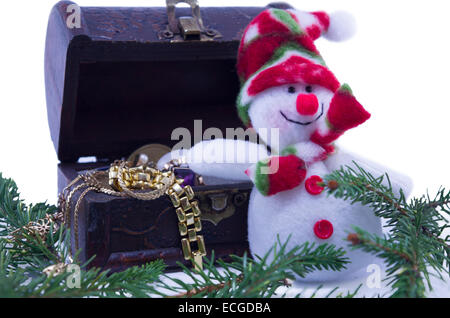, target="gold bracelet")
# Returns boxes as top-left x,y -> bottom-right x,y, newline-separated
166,177 -> 206,271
